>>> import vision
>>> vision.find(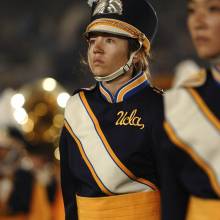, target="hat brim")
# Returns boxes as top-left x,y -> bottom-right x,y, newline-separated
85,18 -> 150,51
